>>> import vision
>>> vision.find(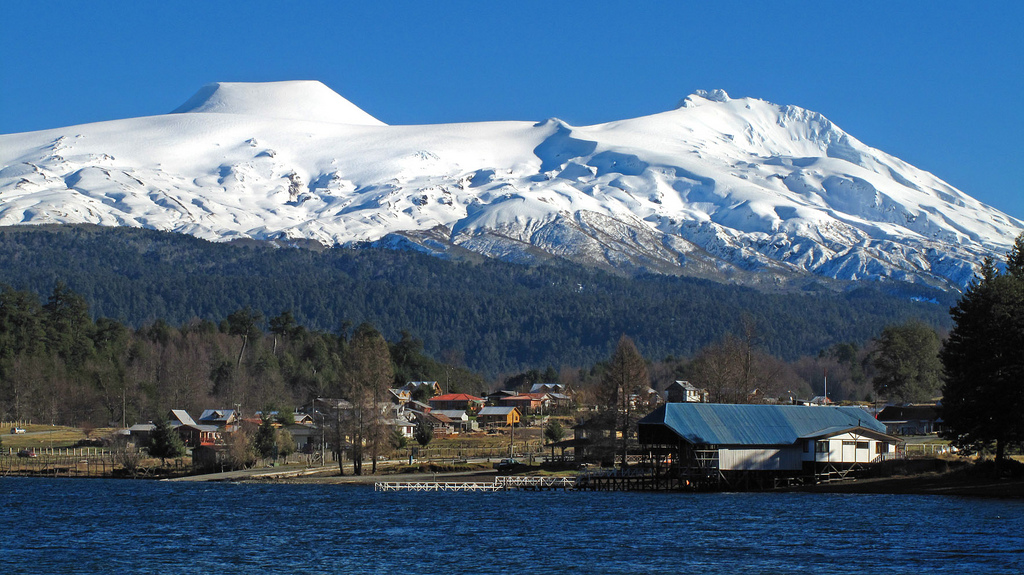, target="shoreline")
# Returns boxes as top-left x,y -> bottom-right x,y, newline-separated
776,472 -> 1024,498
6,459 -> 1022,498
240,464 -> 1024,498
